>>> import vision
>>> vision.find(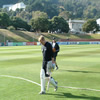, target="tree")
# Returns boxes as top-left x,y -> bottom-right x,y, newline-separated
25,0 -> 59,18
32,11 -> 48,19
30,17 -> 49,32
1,0 -> 100,20
82,19 -> 99,33
11,17 -> 31,31
50,16 -> 69,33
0,12 -> 10,28
16,11 -> 32,22
44,4 -> 59,18
83,6 -> 98,19
59,11 -> 72,20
